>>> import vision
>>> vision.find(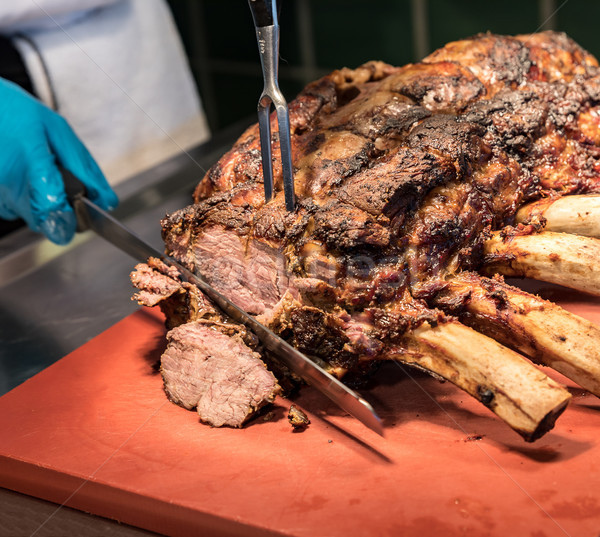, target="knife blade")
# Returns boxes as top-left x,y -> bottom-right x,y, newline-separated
67,176 -> 384,436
